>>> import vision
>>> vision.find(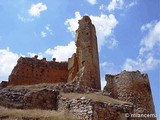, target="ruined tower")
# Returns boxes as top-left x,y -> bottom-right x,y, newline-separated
104,71 -> 156,120
73,16 -> 101,89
